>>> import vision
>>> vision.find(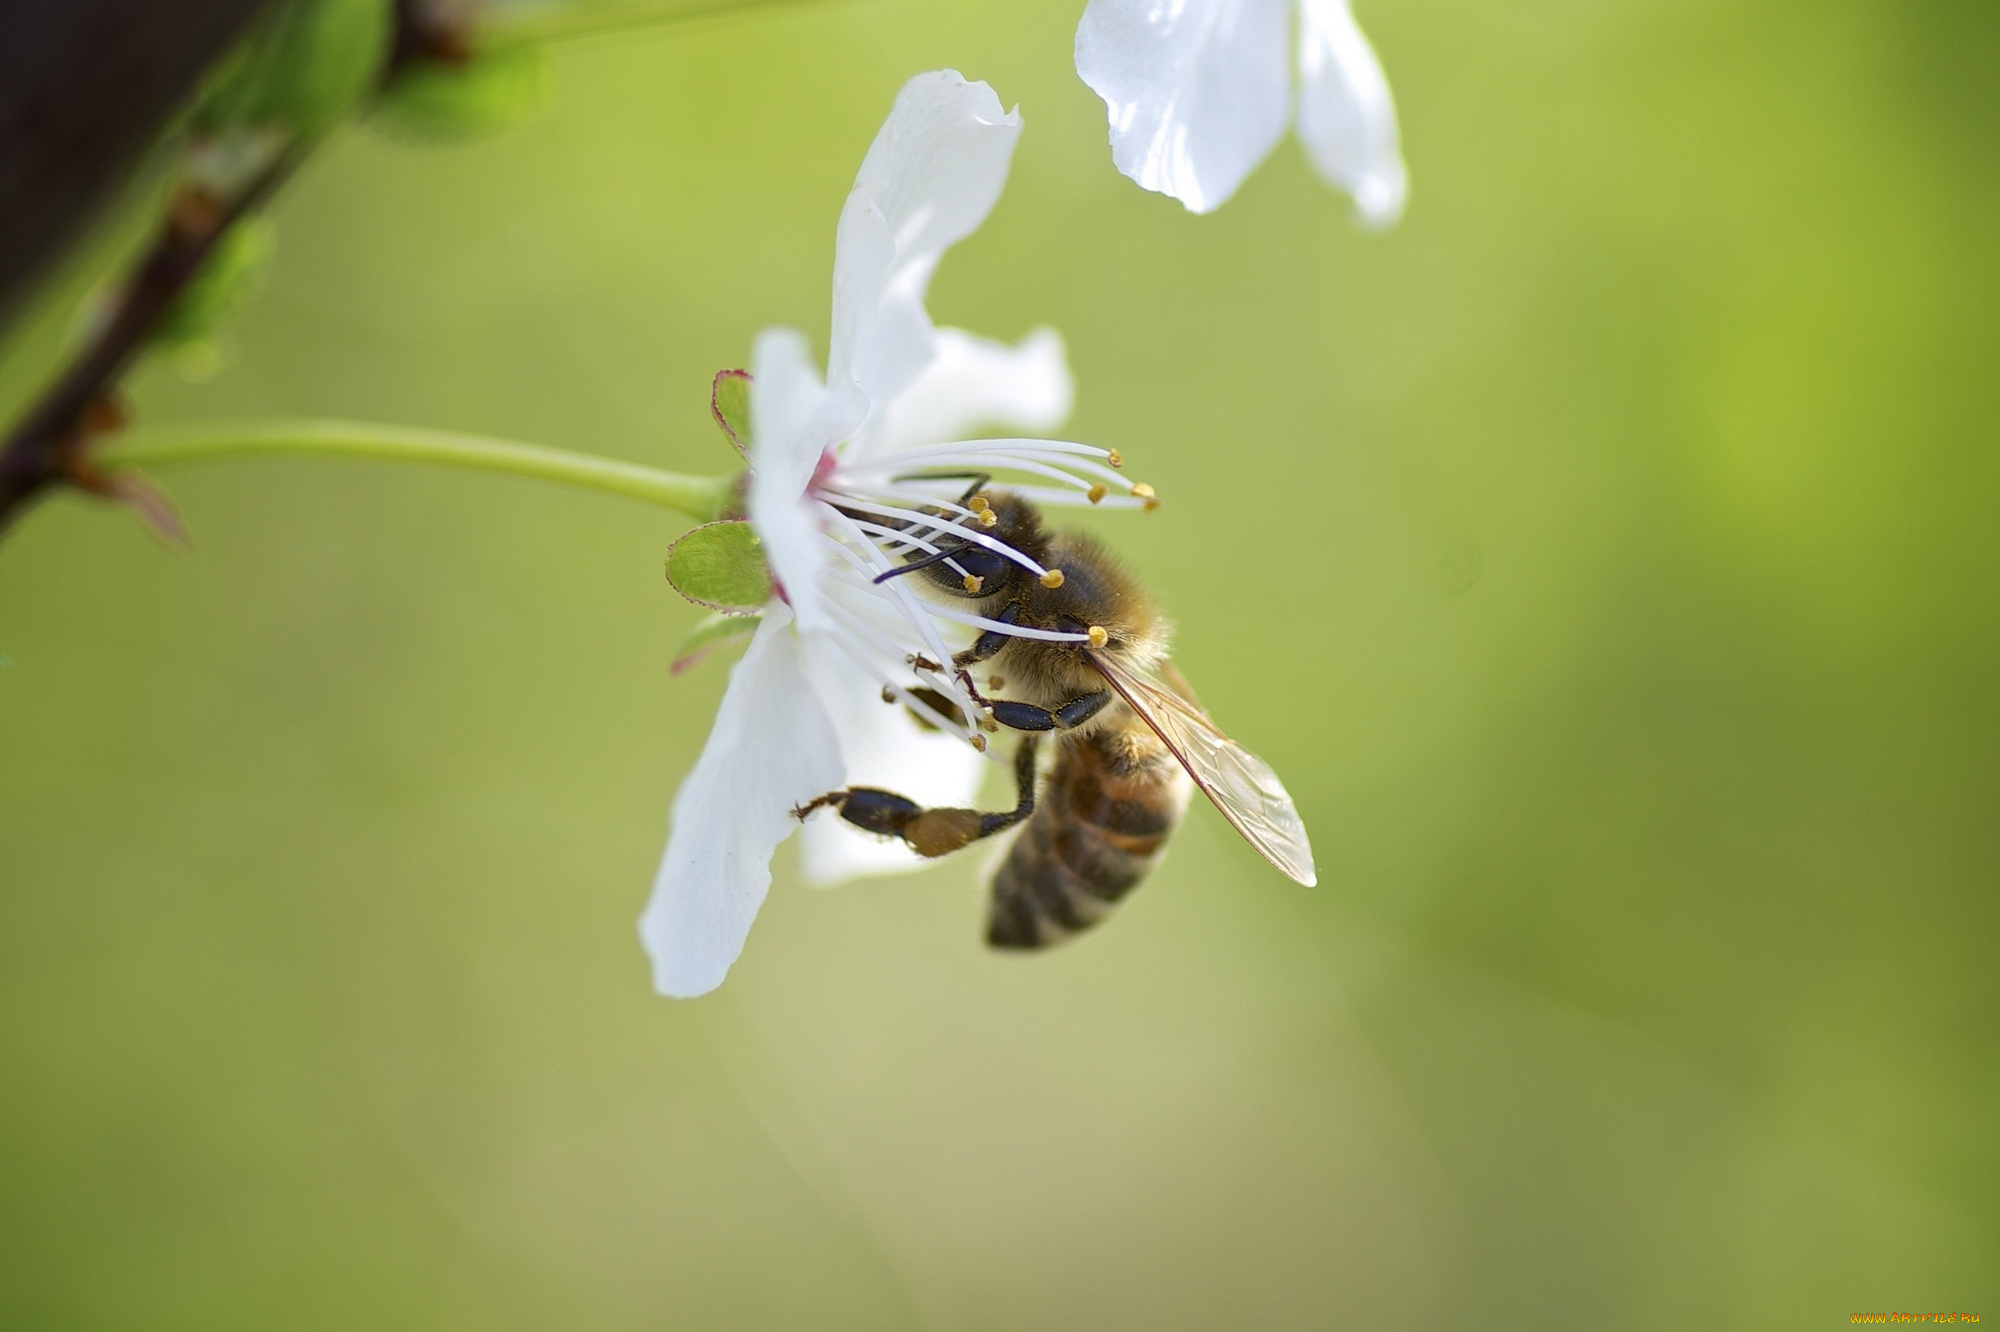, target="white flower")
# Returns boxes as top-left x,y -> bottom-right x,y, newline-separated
640,71 -> 1153,999
1075,0 -> 1406,225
